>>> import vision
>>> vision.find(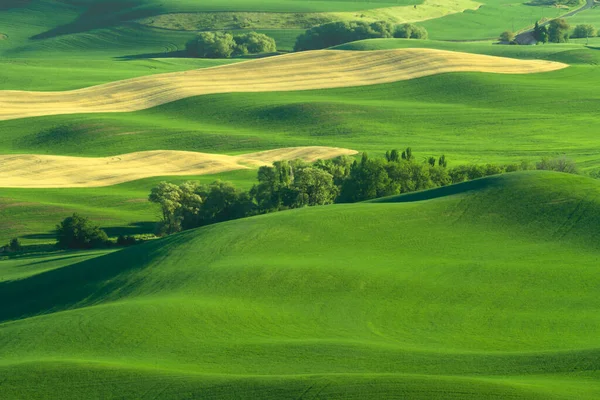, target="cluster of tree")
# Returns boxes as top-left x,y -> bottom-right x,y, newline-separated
186,31 -> 276,58
294,21 -> 428,51
499,31 -> 516,43
571,24 -> 599,39
54,214 -> 143,250
0,238 -> 22,253
394,23 -> 428,40
533,19 -> 571,43
150,148 -> 543,235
